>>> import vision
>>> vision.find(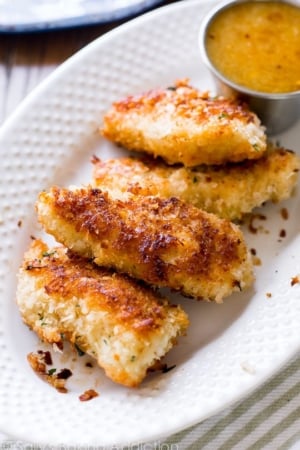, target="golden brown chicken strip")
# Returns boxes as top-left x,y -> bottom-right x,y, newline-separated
16,239 -> 189,388
92,147 -> 300,220
101,79 -> 266,166
36,187 -> 254,302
